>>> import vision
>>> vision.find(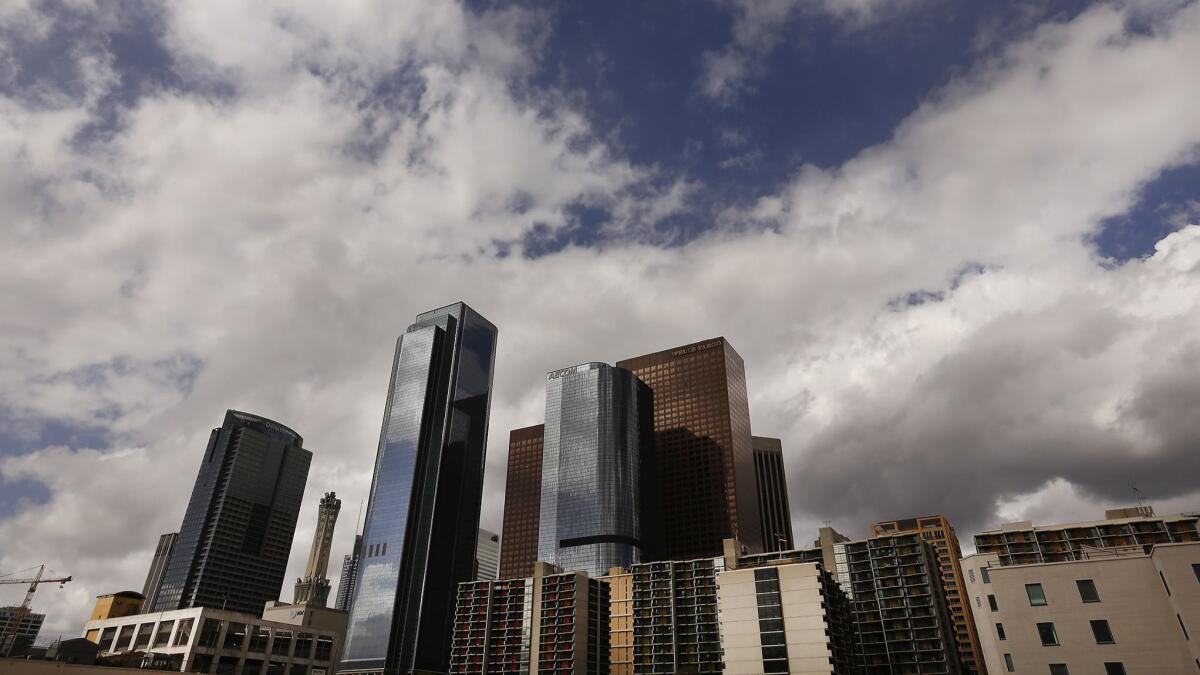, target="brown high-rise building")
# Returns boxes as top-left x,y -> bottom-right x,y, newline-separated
752,435 -> 793,552
872,515 -> 986,675
498,424 -> 544,579
616,337 -> 763,558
